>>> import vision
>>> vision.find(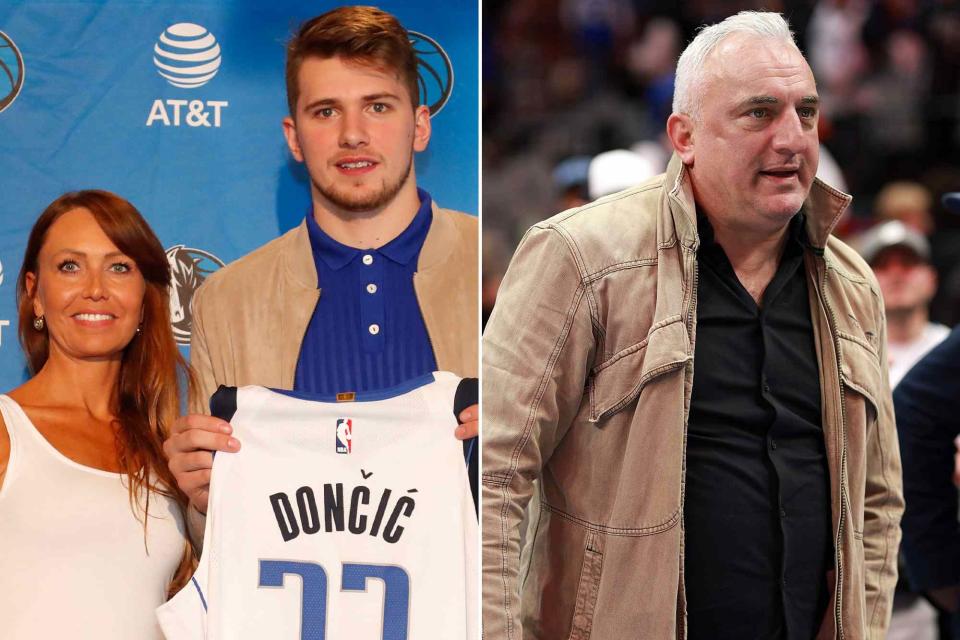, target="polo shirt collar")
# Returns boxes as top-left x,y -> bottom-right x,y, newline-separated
378,188 -> 432,265
305,188 -> 433,271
